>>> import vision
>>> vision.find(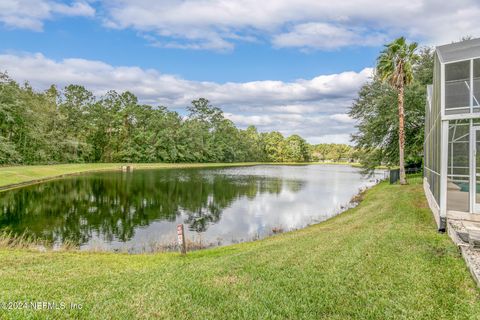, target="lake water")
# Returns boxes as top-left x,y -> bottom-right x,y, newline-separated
0,165 -> 384,252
